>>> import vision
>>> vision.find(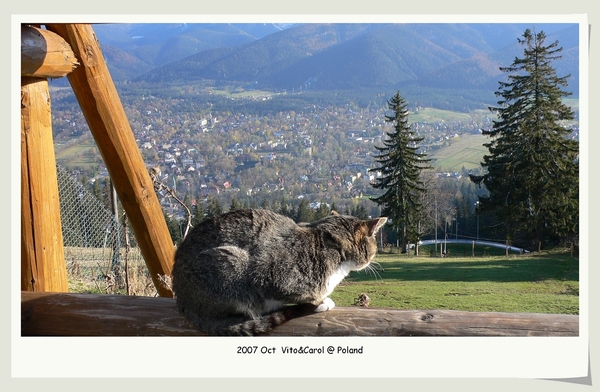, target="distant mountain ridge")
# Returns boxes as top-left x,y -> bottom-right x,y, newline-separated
93,23 -> 294,78
93,22 -> 579,98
